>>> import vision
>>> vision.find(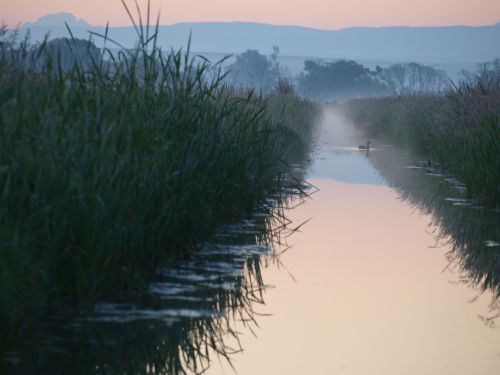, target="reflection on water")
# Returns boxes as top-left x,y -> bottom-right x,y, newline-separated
318,107 -> 500,312
366,143 -> 500,324
202,107 -> 500,375
1,181 -> 310,374
312,147 -> 385,185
